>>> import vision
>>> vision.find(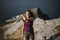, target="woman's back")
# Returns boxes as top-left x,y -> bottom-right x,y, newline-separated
24,21 -> 31,32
